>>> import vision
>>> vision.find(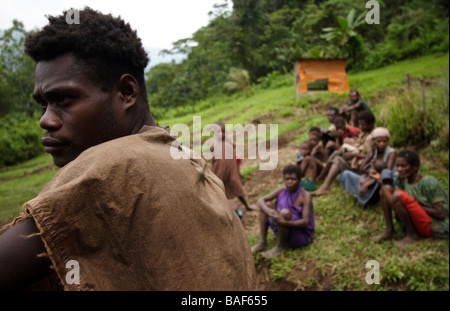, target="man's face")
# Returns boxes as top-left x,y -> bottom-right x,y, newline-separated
308,135 -> 319,147
327,110 -> 337,123
33,54 -> 120,167
335,124 -> 345,137
358,119 -> 372,133
349,91 -> 359,103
